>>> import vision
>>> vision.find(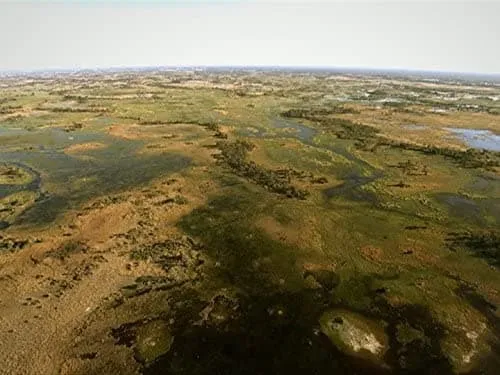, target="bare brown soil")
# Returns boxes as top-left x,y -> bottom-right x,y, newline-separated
0,166 -> 217,375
